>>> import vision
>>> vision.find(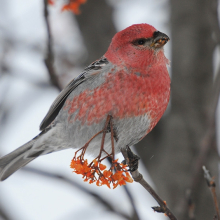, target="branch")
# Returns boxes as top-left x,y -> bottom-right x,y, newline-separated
0,206 -> 11,220
22,167 -> 130,219
121,146 -> 177,220
186,189 -> 195,220
43,0 -> 62,91
123,184 -> 140,220
202,166 -> 220,220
